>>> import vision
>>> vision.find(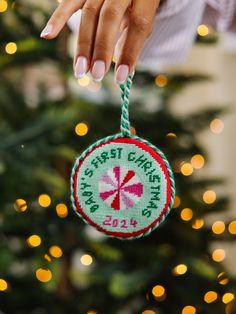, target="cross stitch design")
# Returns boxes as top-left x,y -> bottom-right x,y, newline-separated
99,166 -> 143,210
